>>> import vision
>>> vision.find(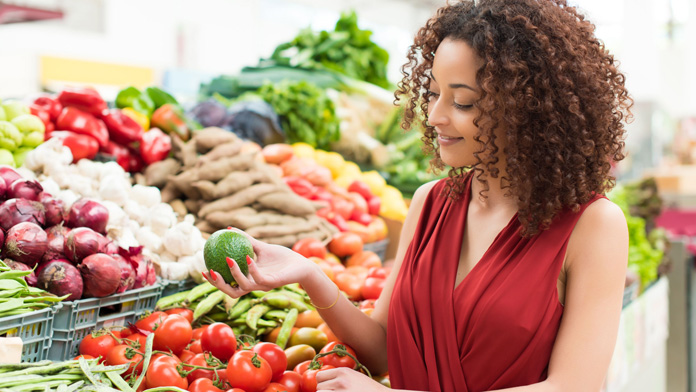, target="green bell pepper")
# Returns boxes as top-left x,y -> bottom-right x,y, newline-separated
115,87 -> 155,117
